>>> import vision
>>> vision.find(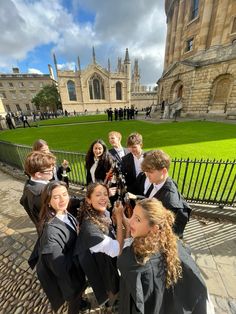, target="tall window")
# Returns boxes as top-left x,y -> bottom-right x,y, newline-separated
26,104 -> 30,110
232,17 -> 236,34
16,104 -> 21,111
67,80 -> 77,101
0,92 -> 6,98
116,81 -> 122,100
186,38 -> 194,52
190,0 -> 199,20
89,74 -> 105,100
